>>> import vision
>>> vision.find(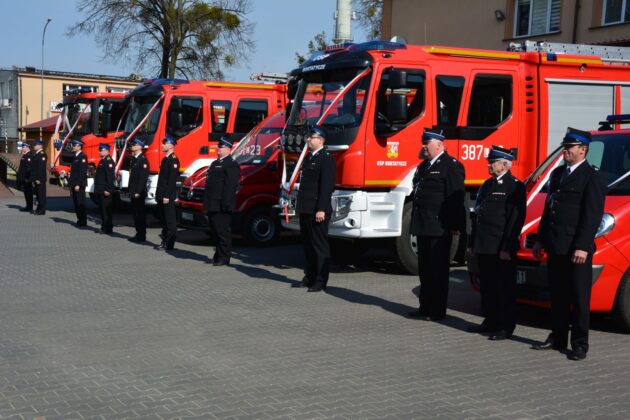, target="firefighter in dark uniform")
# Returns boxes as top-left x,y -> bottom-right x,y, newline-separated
31,139 -> 48,215
128,138 -> 150,243
292,126 -> 336,292
532,128 -> 607,361
94,143 -> 115,234
203,137 -> 241,266
16,142 -> 34,212
68,139 -> 89,228
154,136 -> 180,251
467,146 -> 526,340
408,129 -> 466,320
